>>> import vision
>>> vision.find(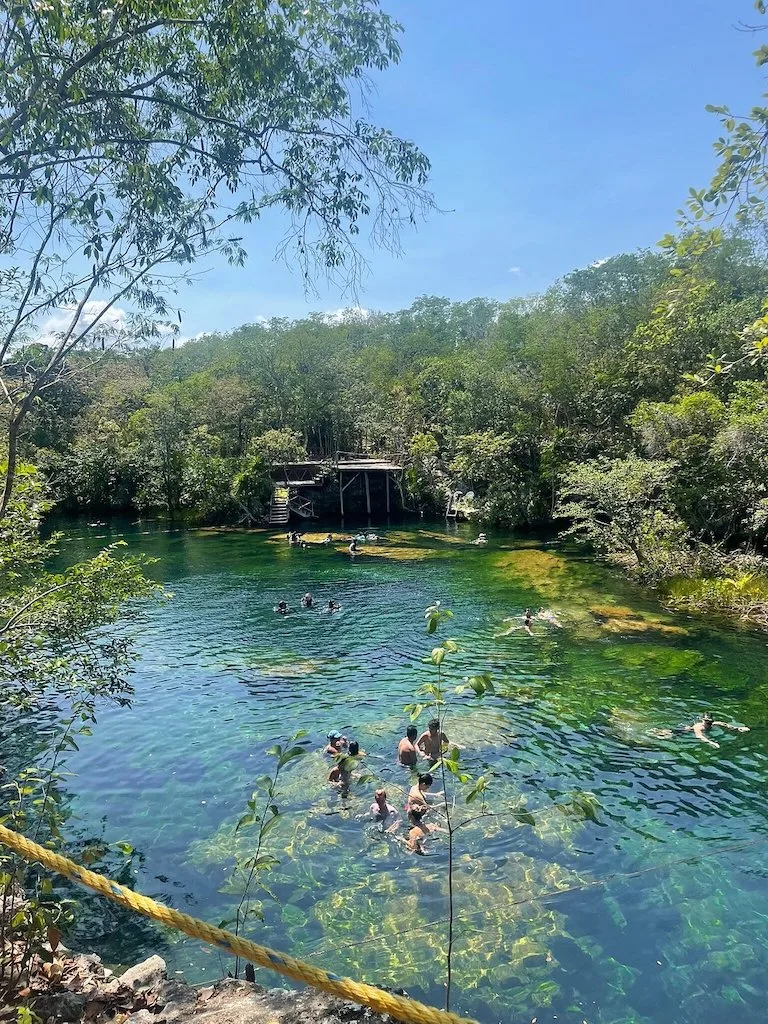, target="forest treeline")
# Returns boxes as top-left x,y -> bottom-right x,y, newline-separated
17,230 -> 768,620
